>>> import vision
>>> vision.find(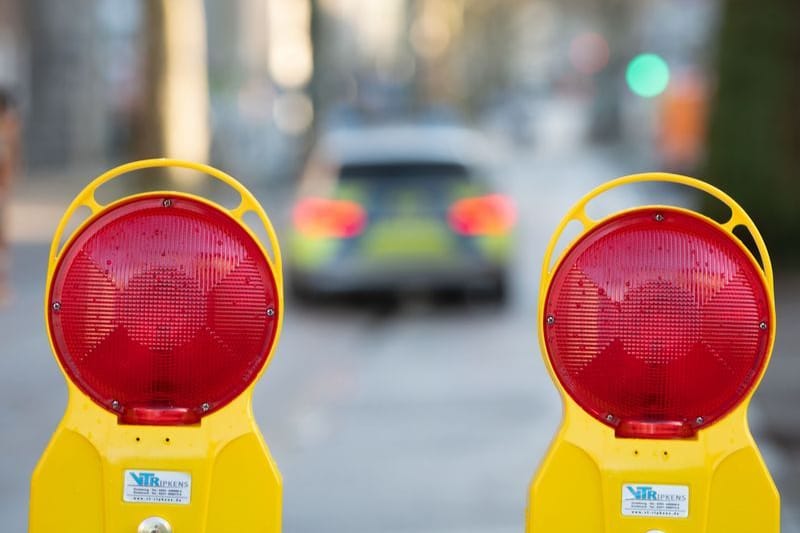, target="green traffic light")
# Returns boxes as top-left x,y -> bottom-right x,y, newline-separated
626,53 -> 670,98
